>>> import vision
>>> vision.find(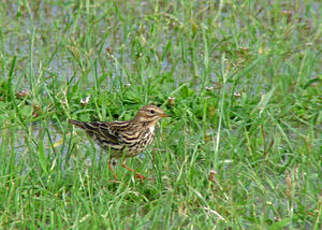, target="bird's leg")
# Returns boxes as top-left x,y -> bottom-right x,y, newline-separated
108,159 -> 118,182
121,159 -> 145,181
